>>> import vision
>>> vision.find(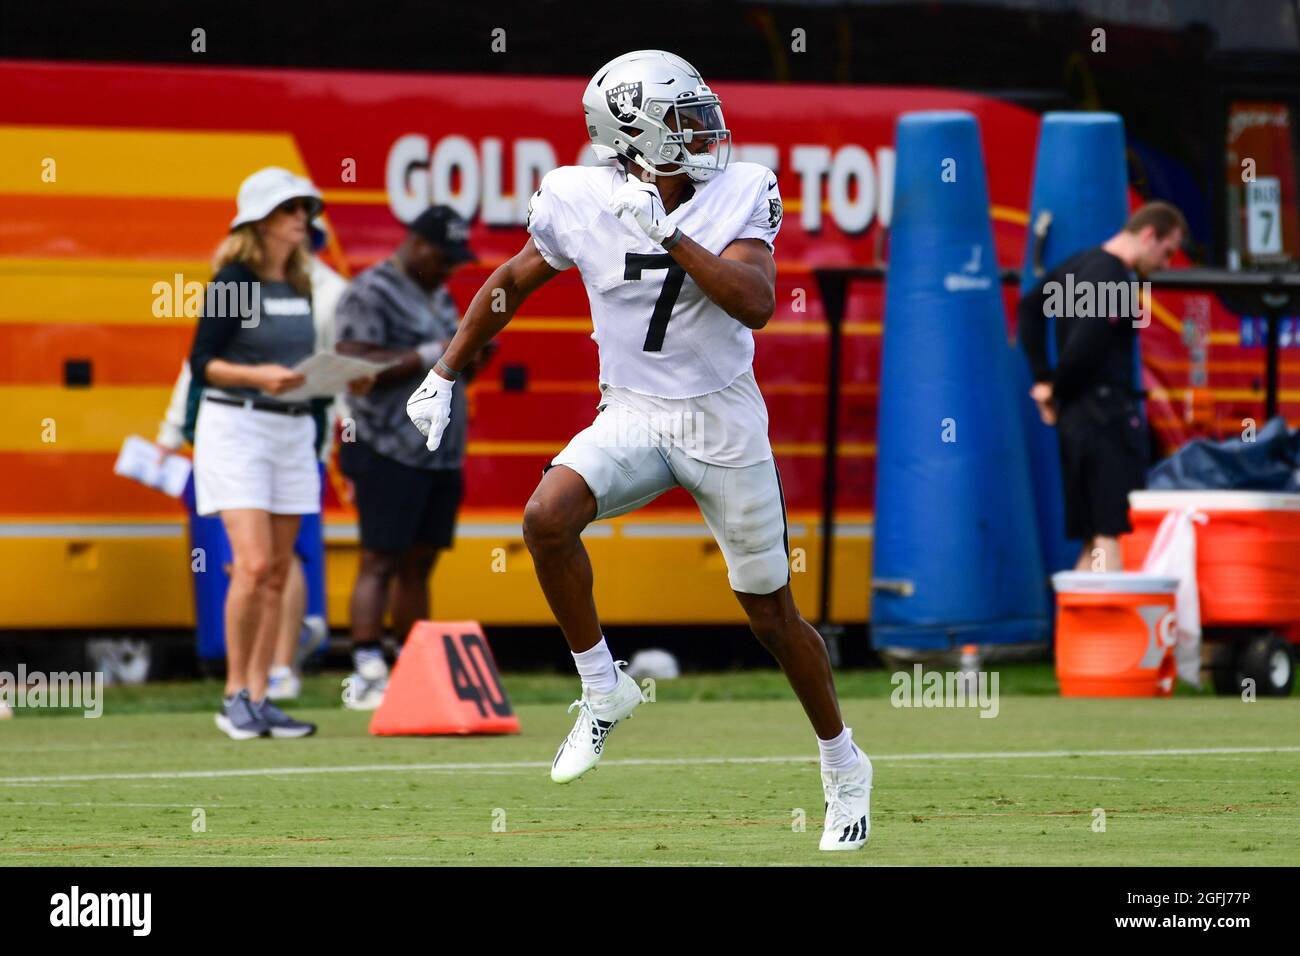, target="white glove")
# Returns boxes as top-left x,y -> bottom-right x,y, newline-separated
406,368 -> 456,451
610,178 -> 676,245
